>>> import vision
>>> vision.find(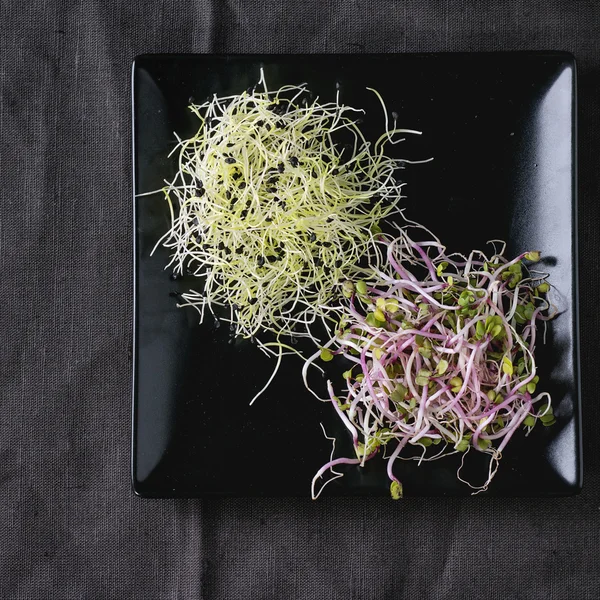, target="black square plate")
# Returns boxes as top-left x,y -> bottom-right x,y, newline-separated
132,53 -> 581,498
